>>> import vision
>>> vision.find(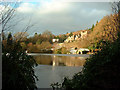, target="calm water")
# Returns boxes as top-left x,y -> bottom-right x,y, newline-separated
31,54 -> 90,88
